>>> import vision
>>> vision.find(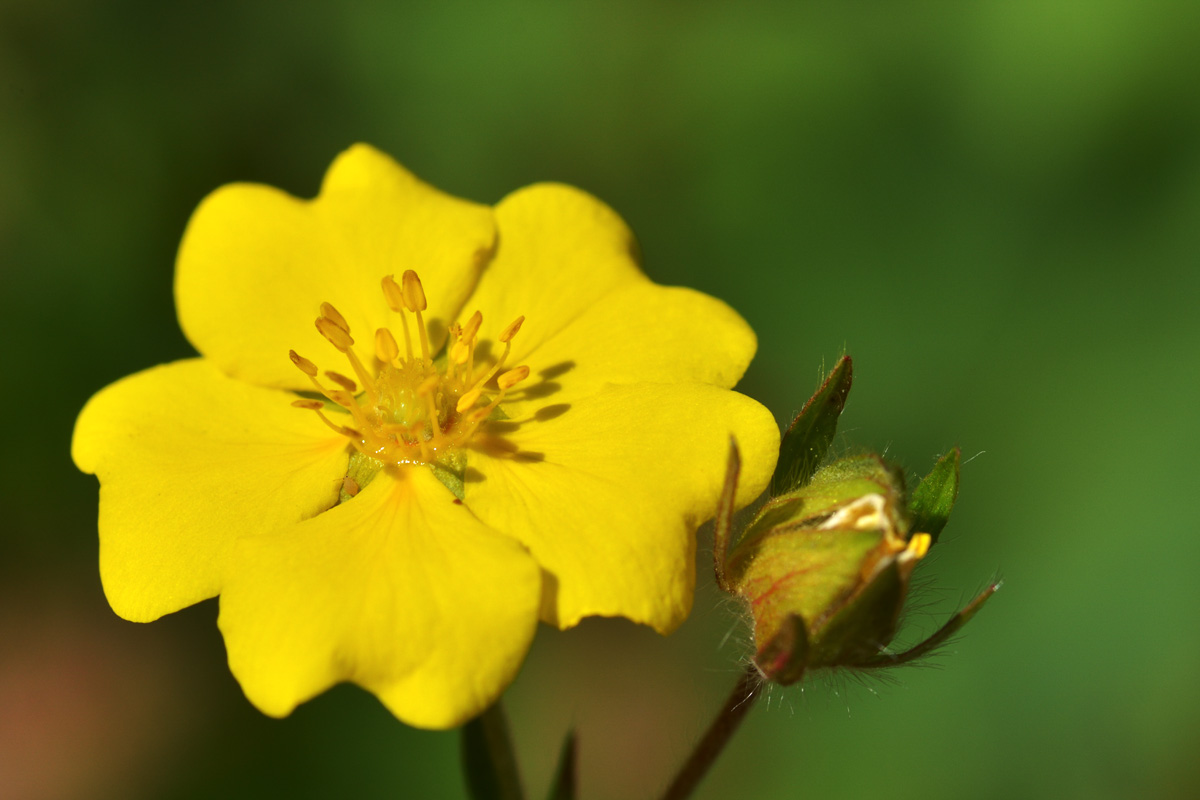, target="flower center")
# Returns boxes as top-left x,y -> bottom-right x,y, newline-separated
289,270 -> 528,474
